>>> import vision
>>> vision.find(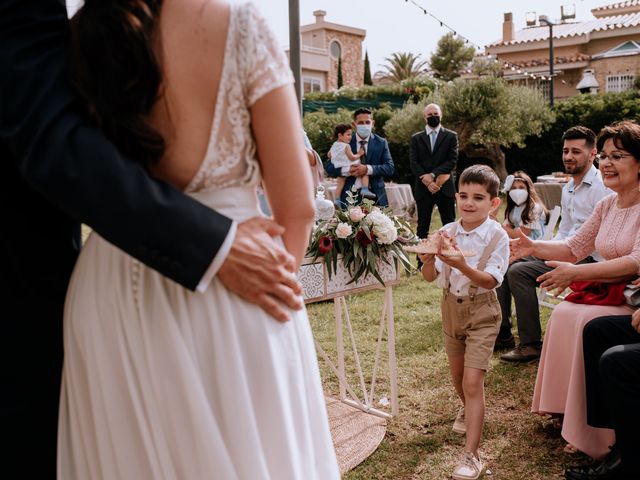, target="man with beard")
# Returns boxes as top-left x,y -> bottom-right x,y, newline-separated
499,126 -> 611,360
